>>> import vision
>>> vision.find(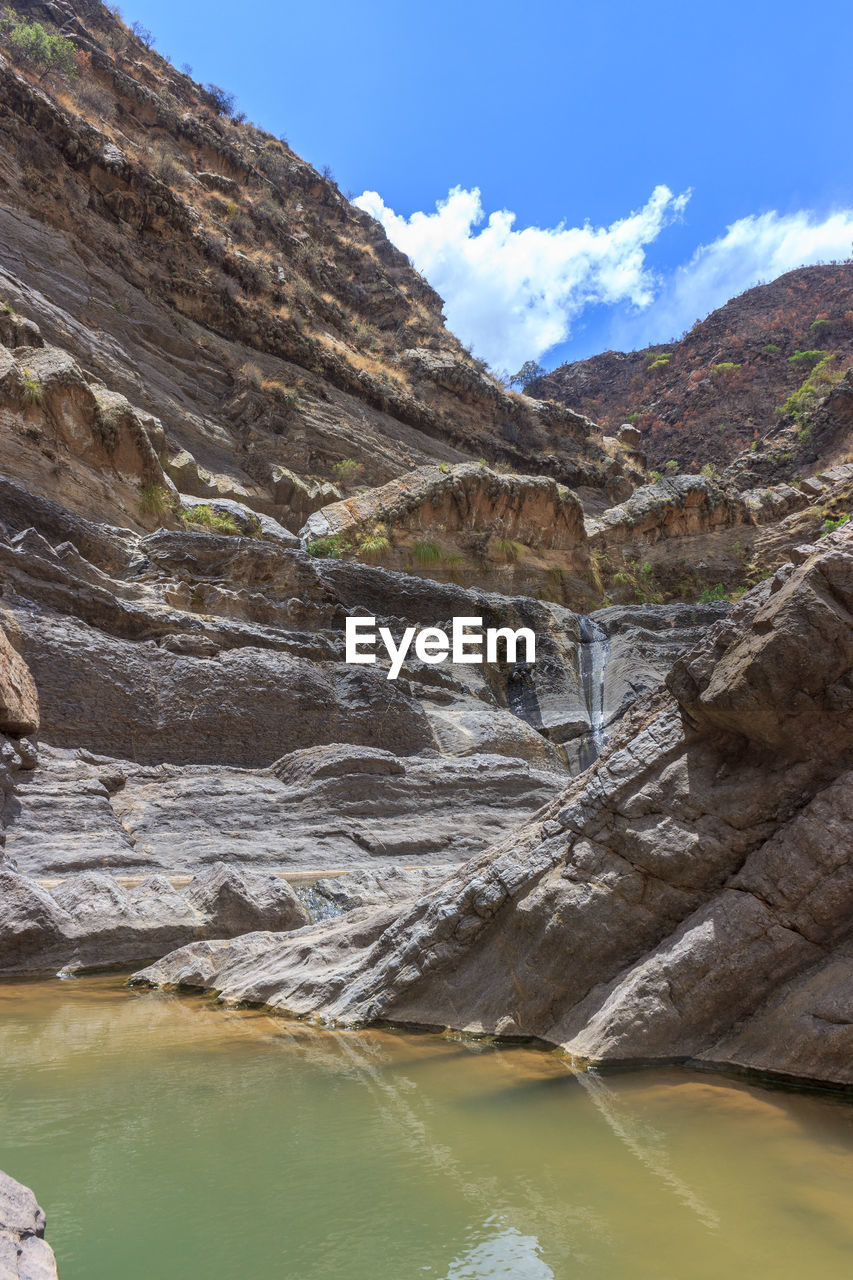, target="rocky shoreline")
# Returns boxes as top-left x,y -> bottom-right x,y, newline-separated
0,1171 -> 58,1280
